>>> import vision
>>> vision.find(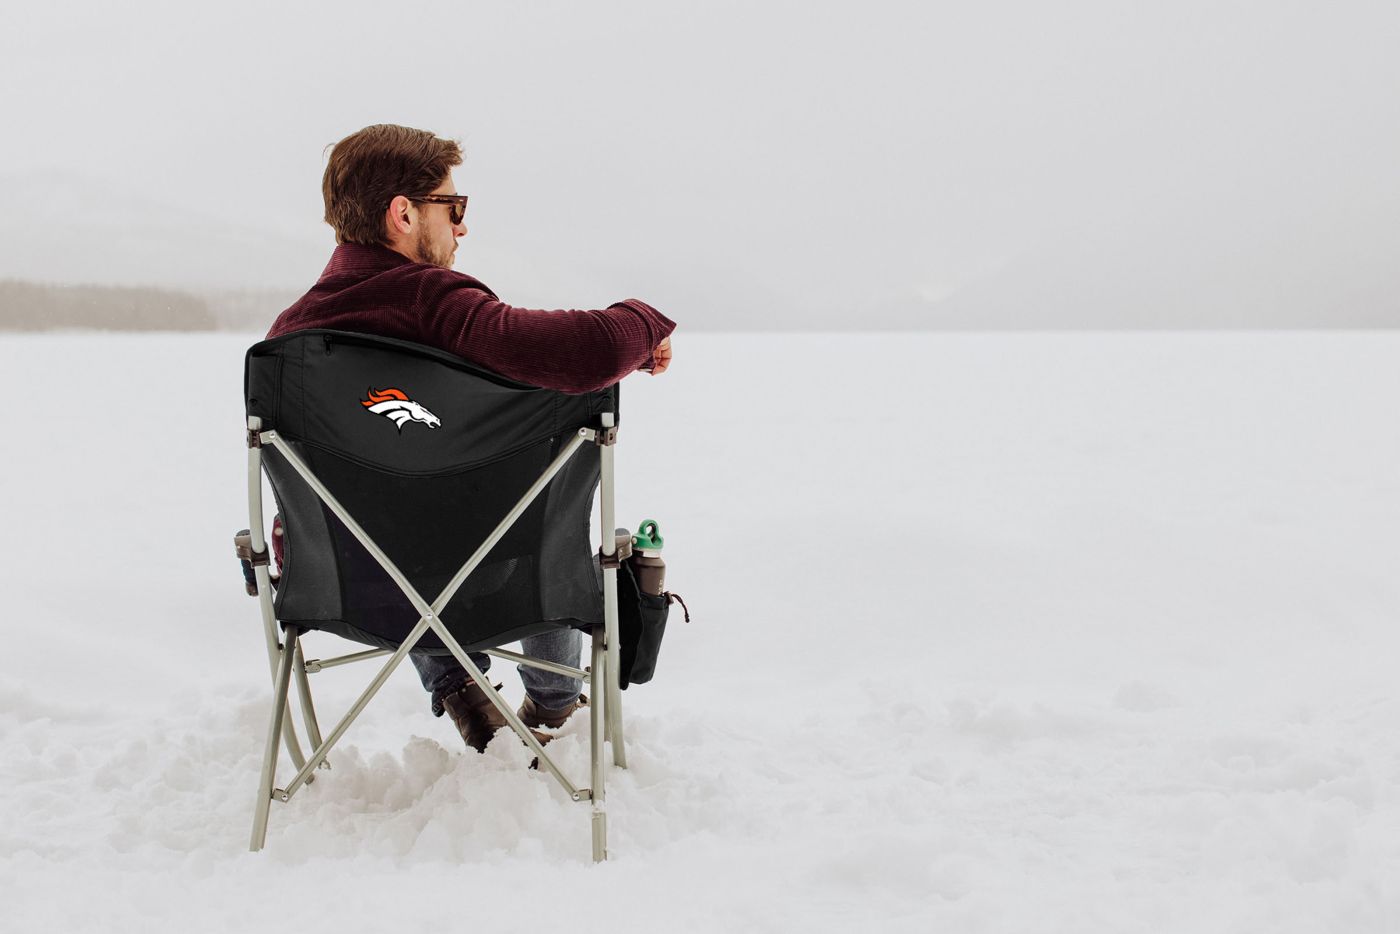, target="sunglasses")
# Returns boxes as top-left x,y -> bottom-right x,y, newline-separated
409,193 -> 469,225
